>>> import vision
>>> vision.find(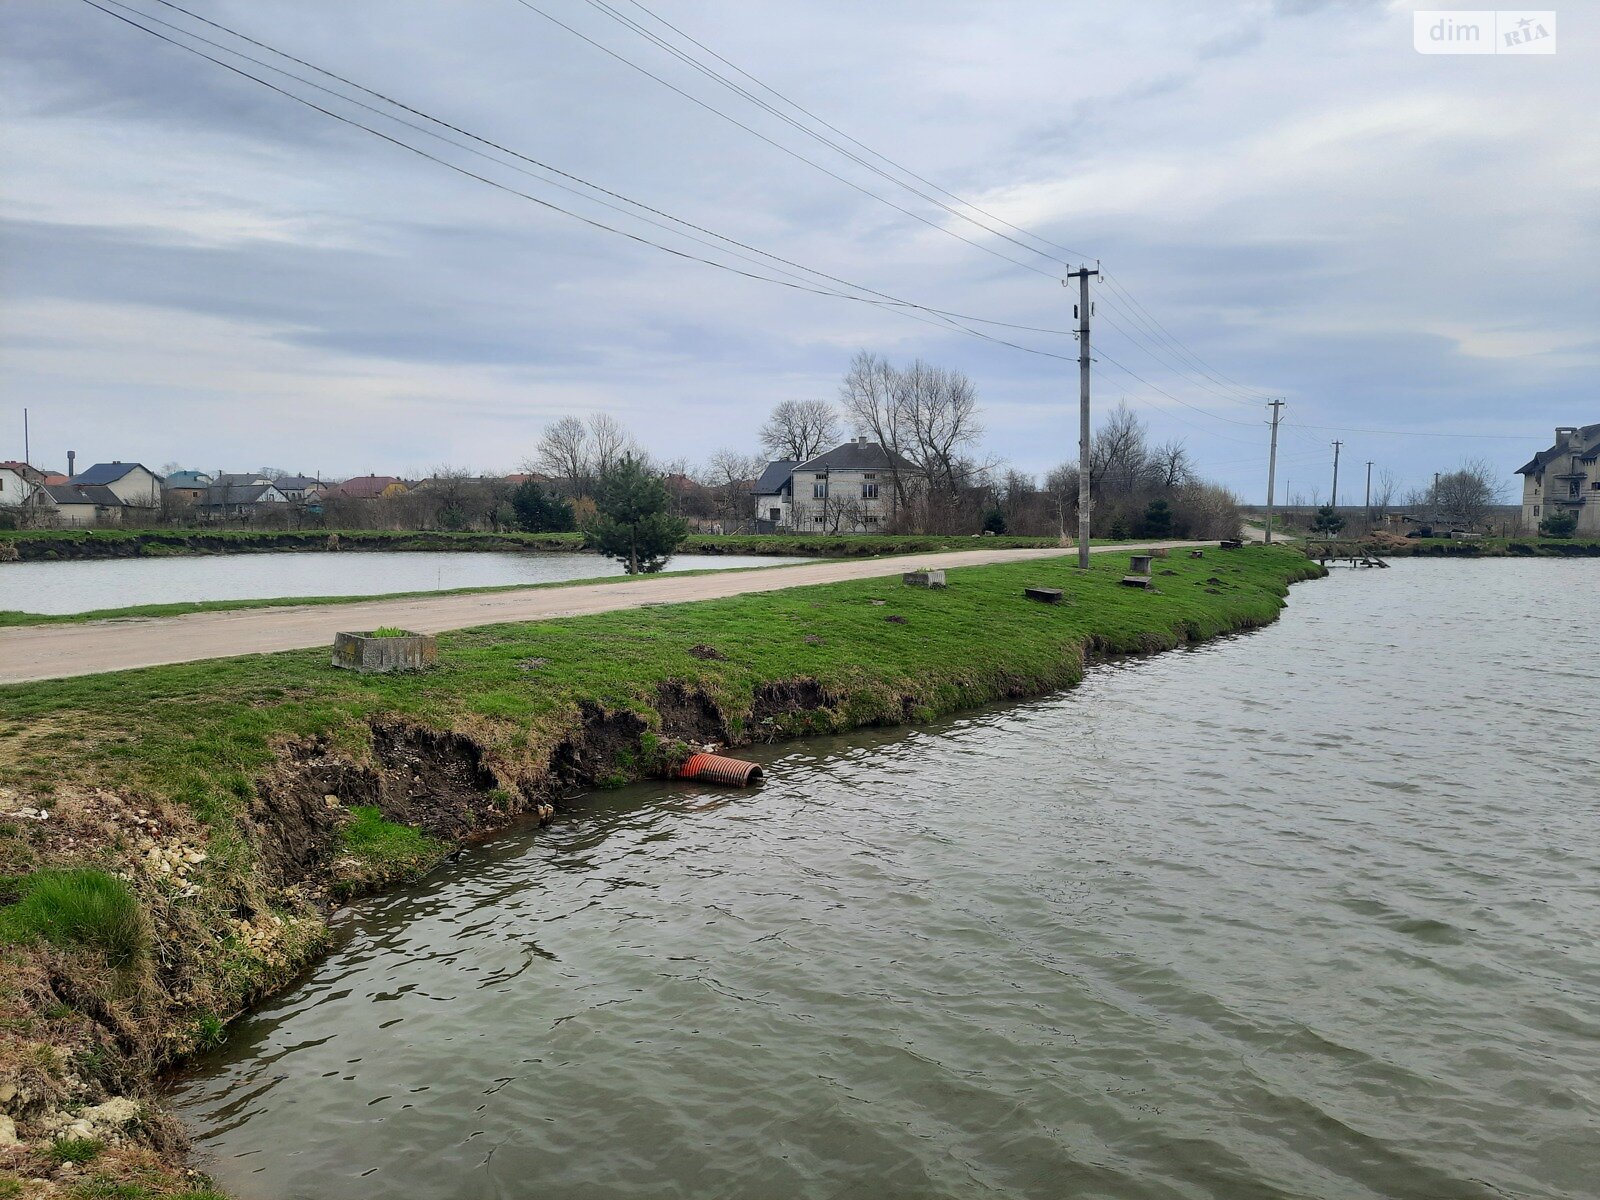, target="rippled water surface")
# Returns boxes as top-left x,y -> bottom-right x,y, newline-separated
0,551 -> 785,614
172,559 -> 1600,1200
